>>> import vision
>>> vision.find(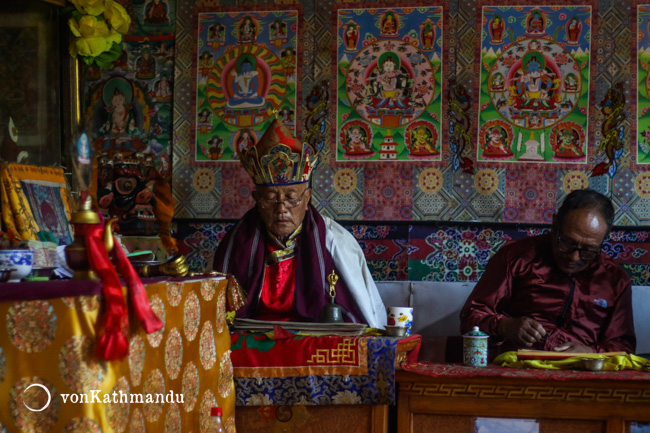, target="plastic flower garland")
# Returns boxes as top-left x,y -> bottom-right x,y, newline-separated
67,0 -> 131,68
